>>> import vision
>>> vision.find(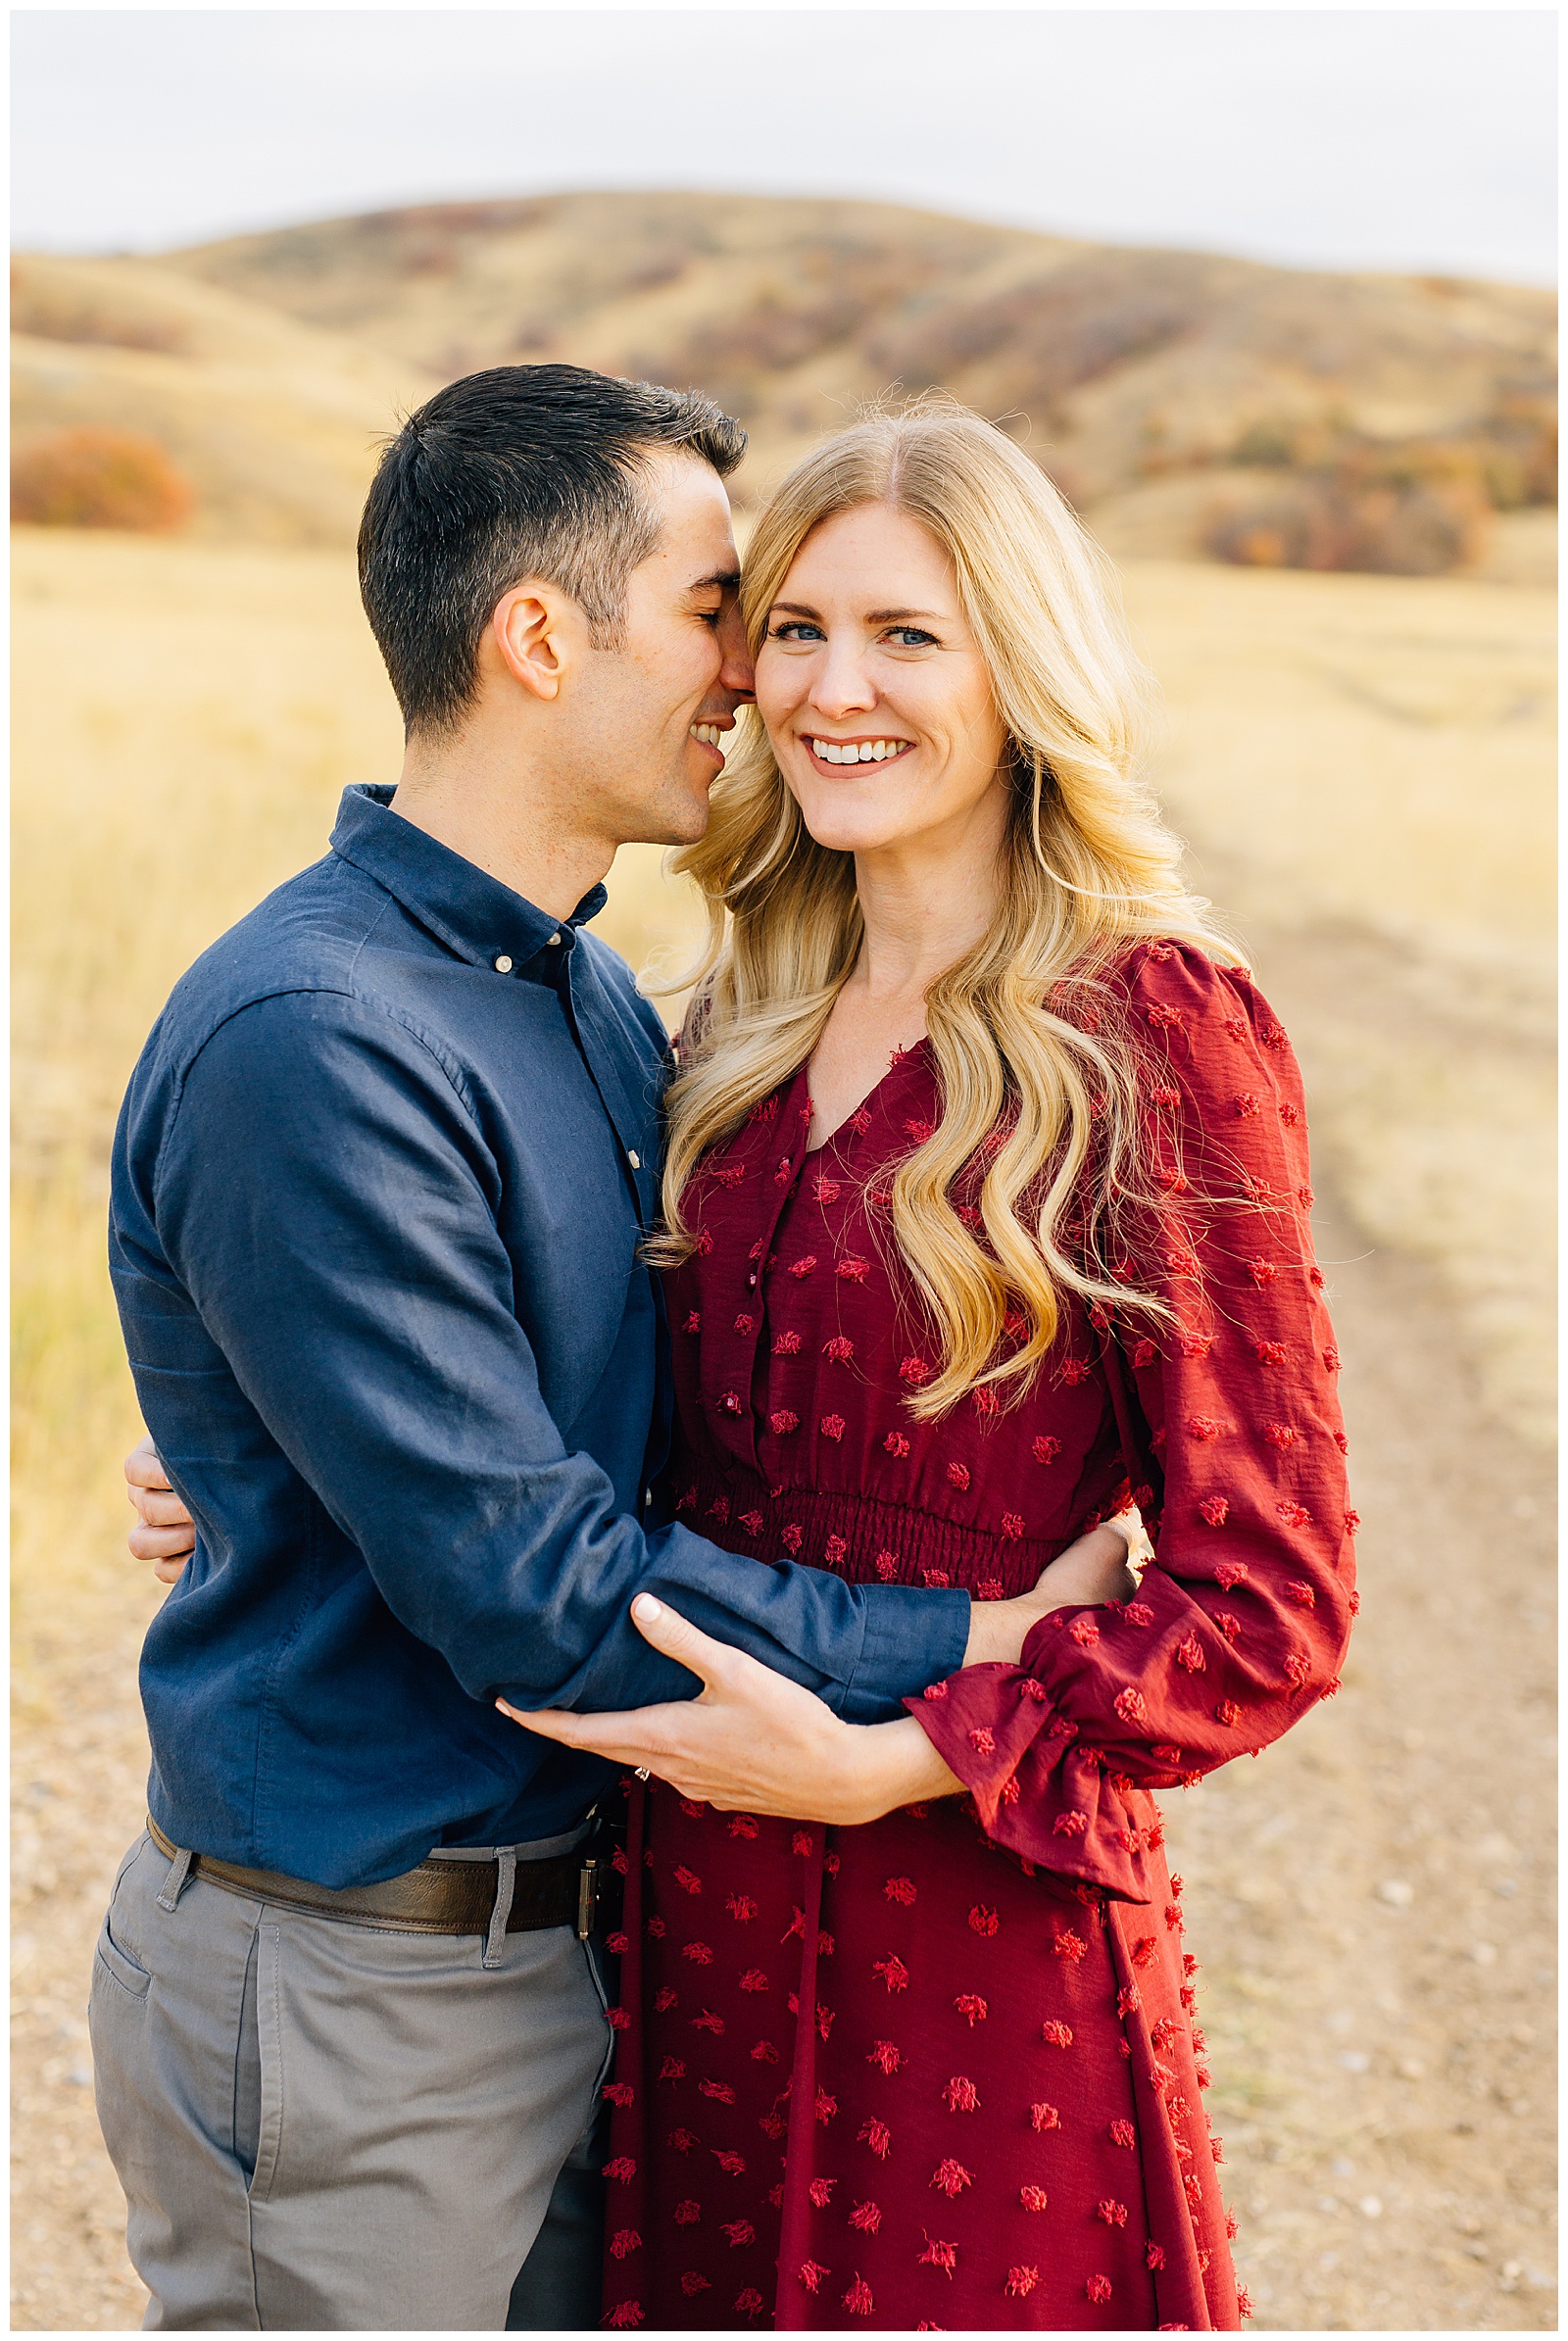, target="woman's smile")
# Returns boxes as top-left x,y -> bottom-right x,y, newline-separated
802,732 -> 915,769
